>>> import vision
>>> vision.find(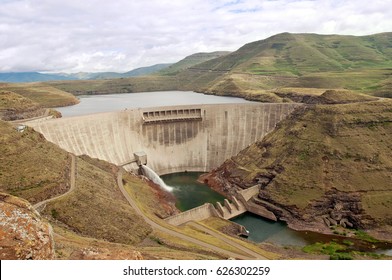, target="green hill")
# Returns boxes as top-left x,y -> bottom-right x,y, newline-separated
182,32 -> 392,98
210,32 -> 392,75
